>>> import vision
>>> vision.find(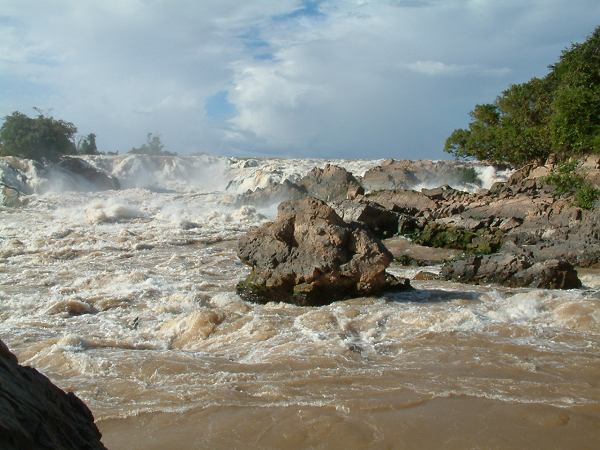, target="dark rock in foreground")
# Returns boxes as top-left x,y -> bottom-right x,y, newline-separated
237,197 -> 410,306
0,339 -> 106,450
441,253 -> 582,289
